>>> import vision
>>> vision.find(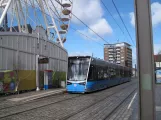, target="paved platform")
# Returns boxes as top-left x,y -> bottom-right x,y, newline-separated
1,79 -> 160,120
108,82 -> 161,120
155,84 -> 161,120
0,80 -> 137,120
0,88 -> 66,102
